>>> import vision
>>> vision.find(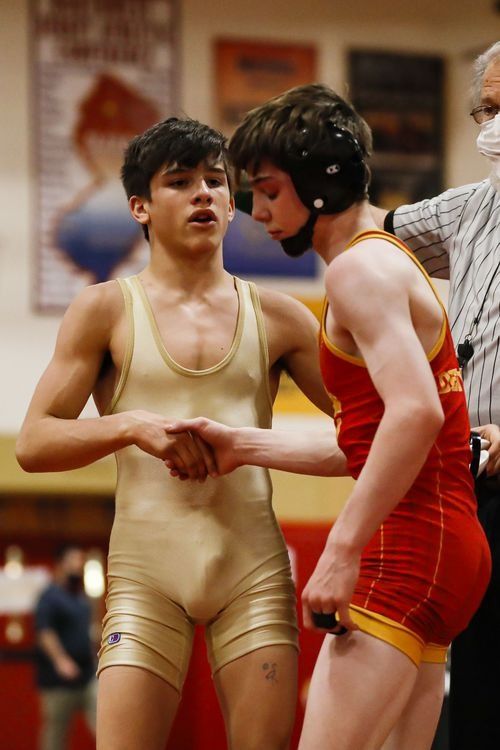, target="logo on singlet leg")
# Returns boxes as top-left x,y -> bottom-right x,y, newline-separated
108,633 -> 121,645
